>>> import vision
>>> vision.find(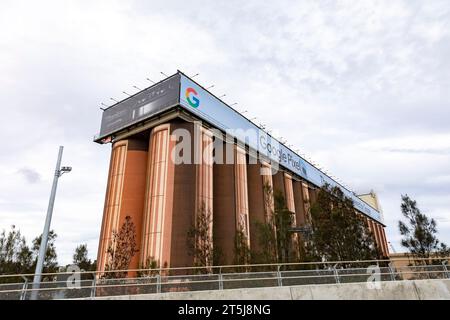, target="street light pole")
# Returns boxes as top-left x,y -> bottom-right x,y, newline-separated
31,146 -> 71,300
